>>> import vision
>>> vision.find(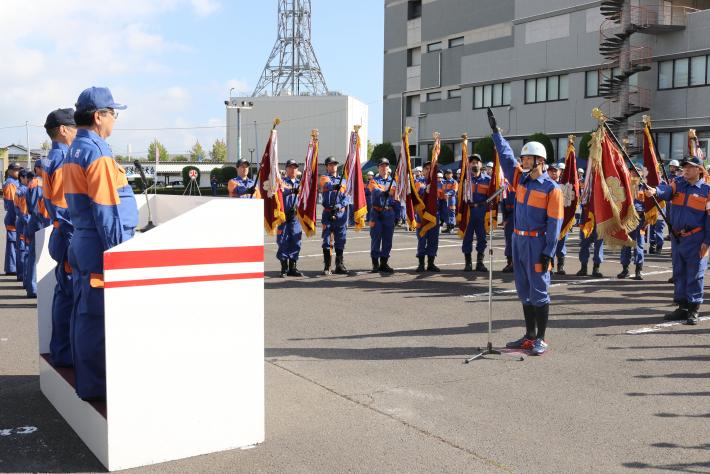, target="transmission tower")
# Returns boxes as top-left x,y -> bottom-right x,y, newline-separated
252,0 -> 329,97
